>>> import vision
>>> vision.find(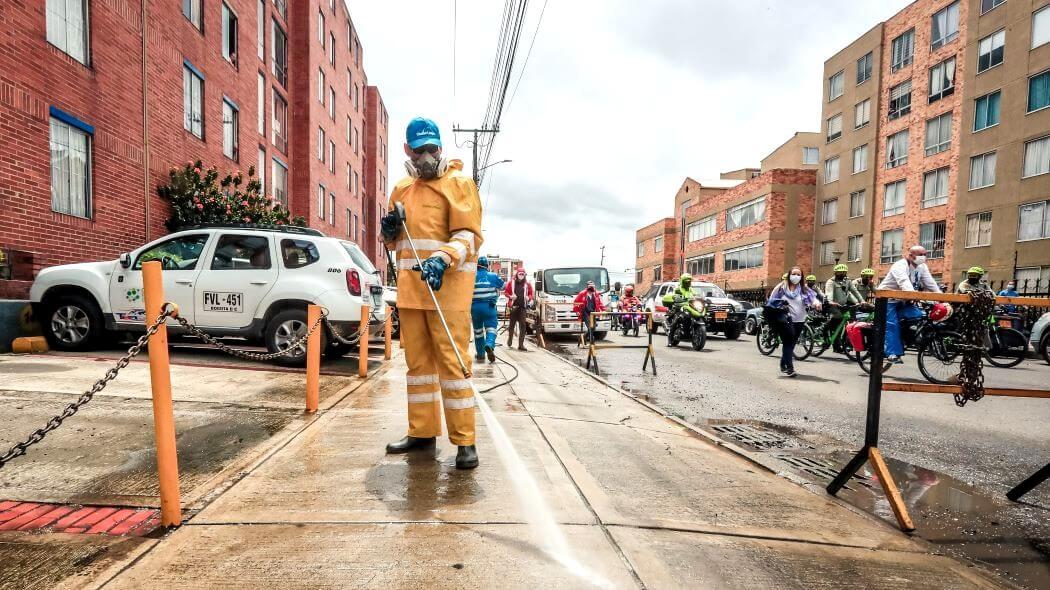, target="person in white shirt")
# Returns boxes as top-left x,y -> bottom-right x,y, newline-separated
877,245 -> 942,369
